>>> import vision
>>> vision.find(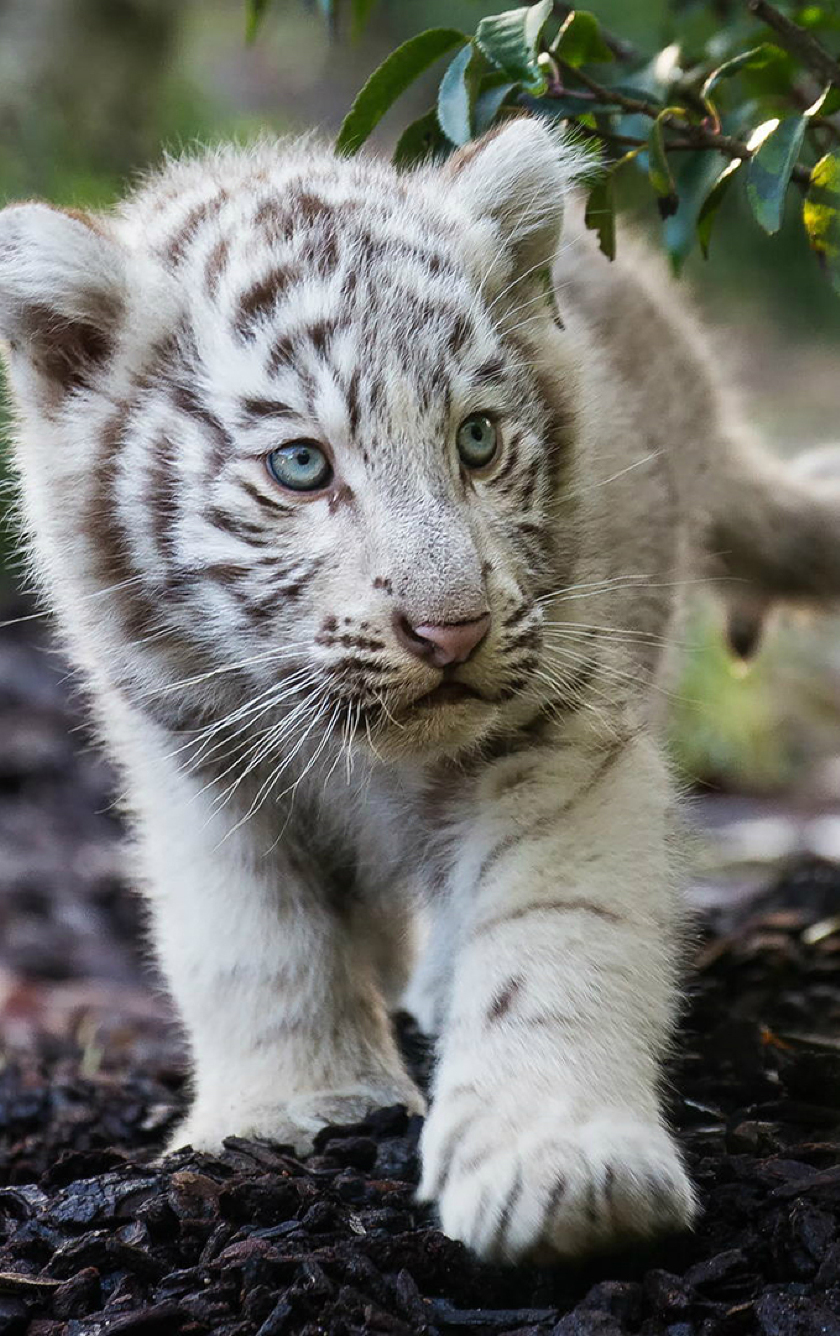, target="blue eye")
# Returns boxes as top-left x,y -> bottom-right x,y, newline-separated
267,441 -> 333,492
457,413 -> 498,469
